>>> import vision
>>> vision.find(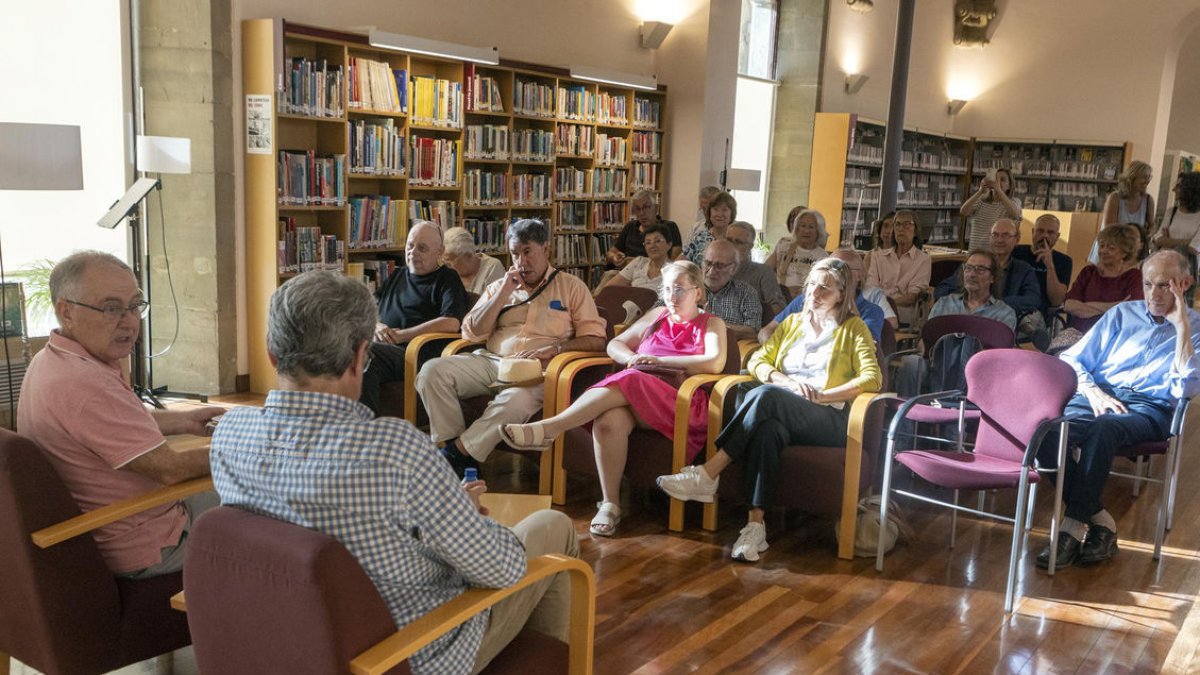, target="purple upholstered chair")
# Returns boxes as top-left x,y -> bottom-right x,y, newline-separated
875,349 -> 1077,613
